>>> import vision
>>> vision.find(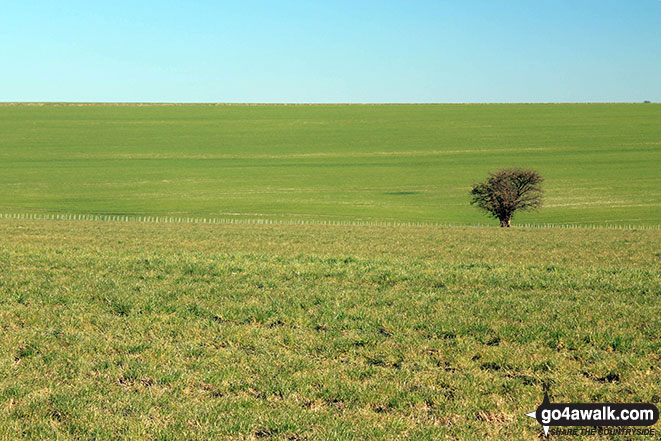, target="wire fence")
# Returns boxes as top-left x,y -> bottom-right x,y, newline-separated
0,212 -> 658,230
